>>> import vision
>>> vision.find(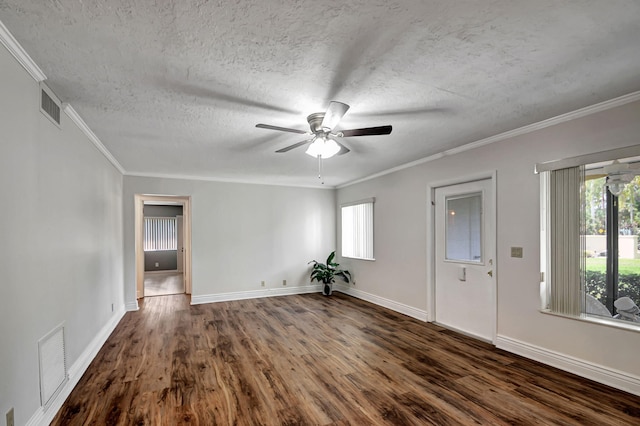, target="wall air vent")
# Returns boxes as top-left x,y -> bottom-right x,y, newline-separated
40,82 -> 61,128
38,323 -> 68,408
